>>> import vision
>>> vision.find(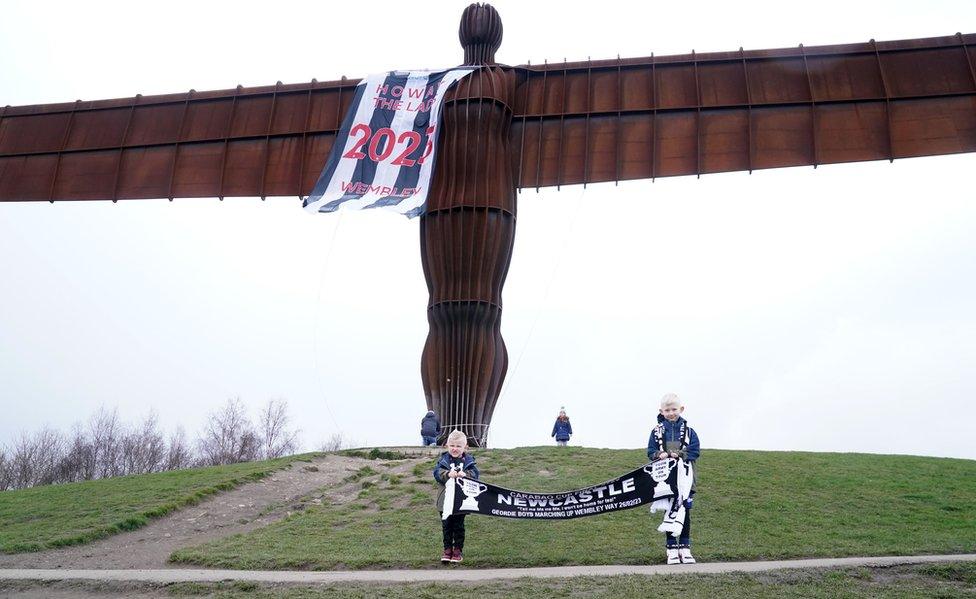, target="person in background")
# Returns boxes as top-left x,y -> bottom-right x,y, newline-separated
551,407 -> 573,446
421,410 -> 440,446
